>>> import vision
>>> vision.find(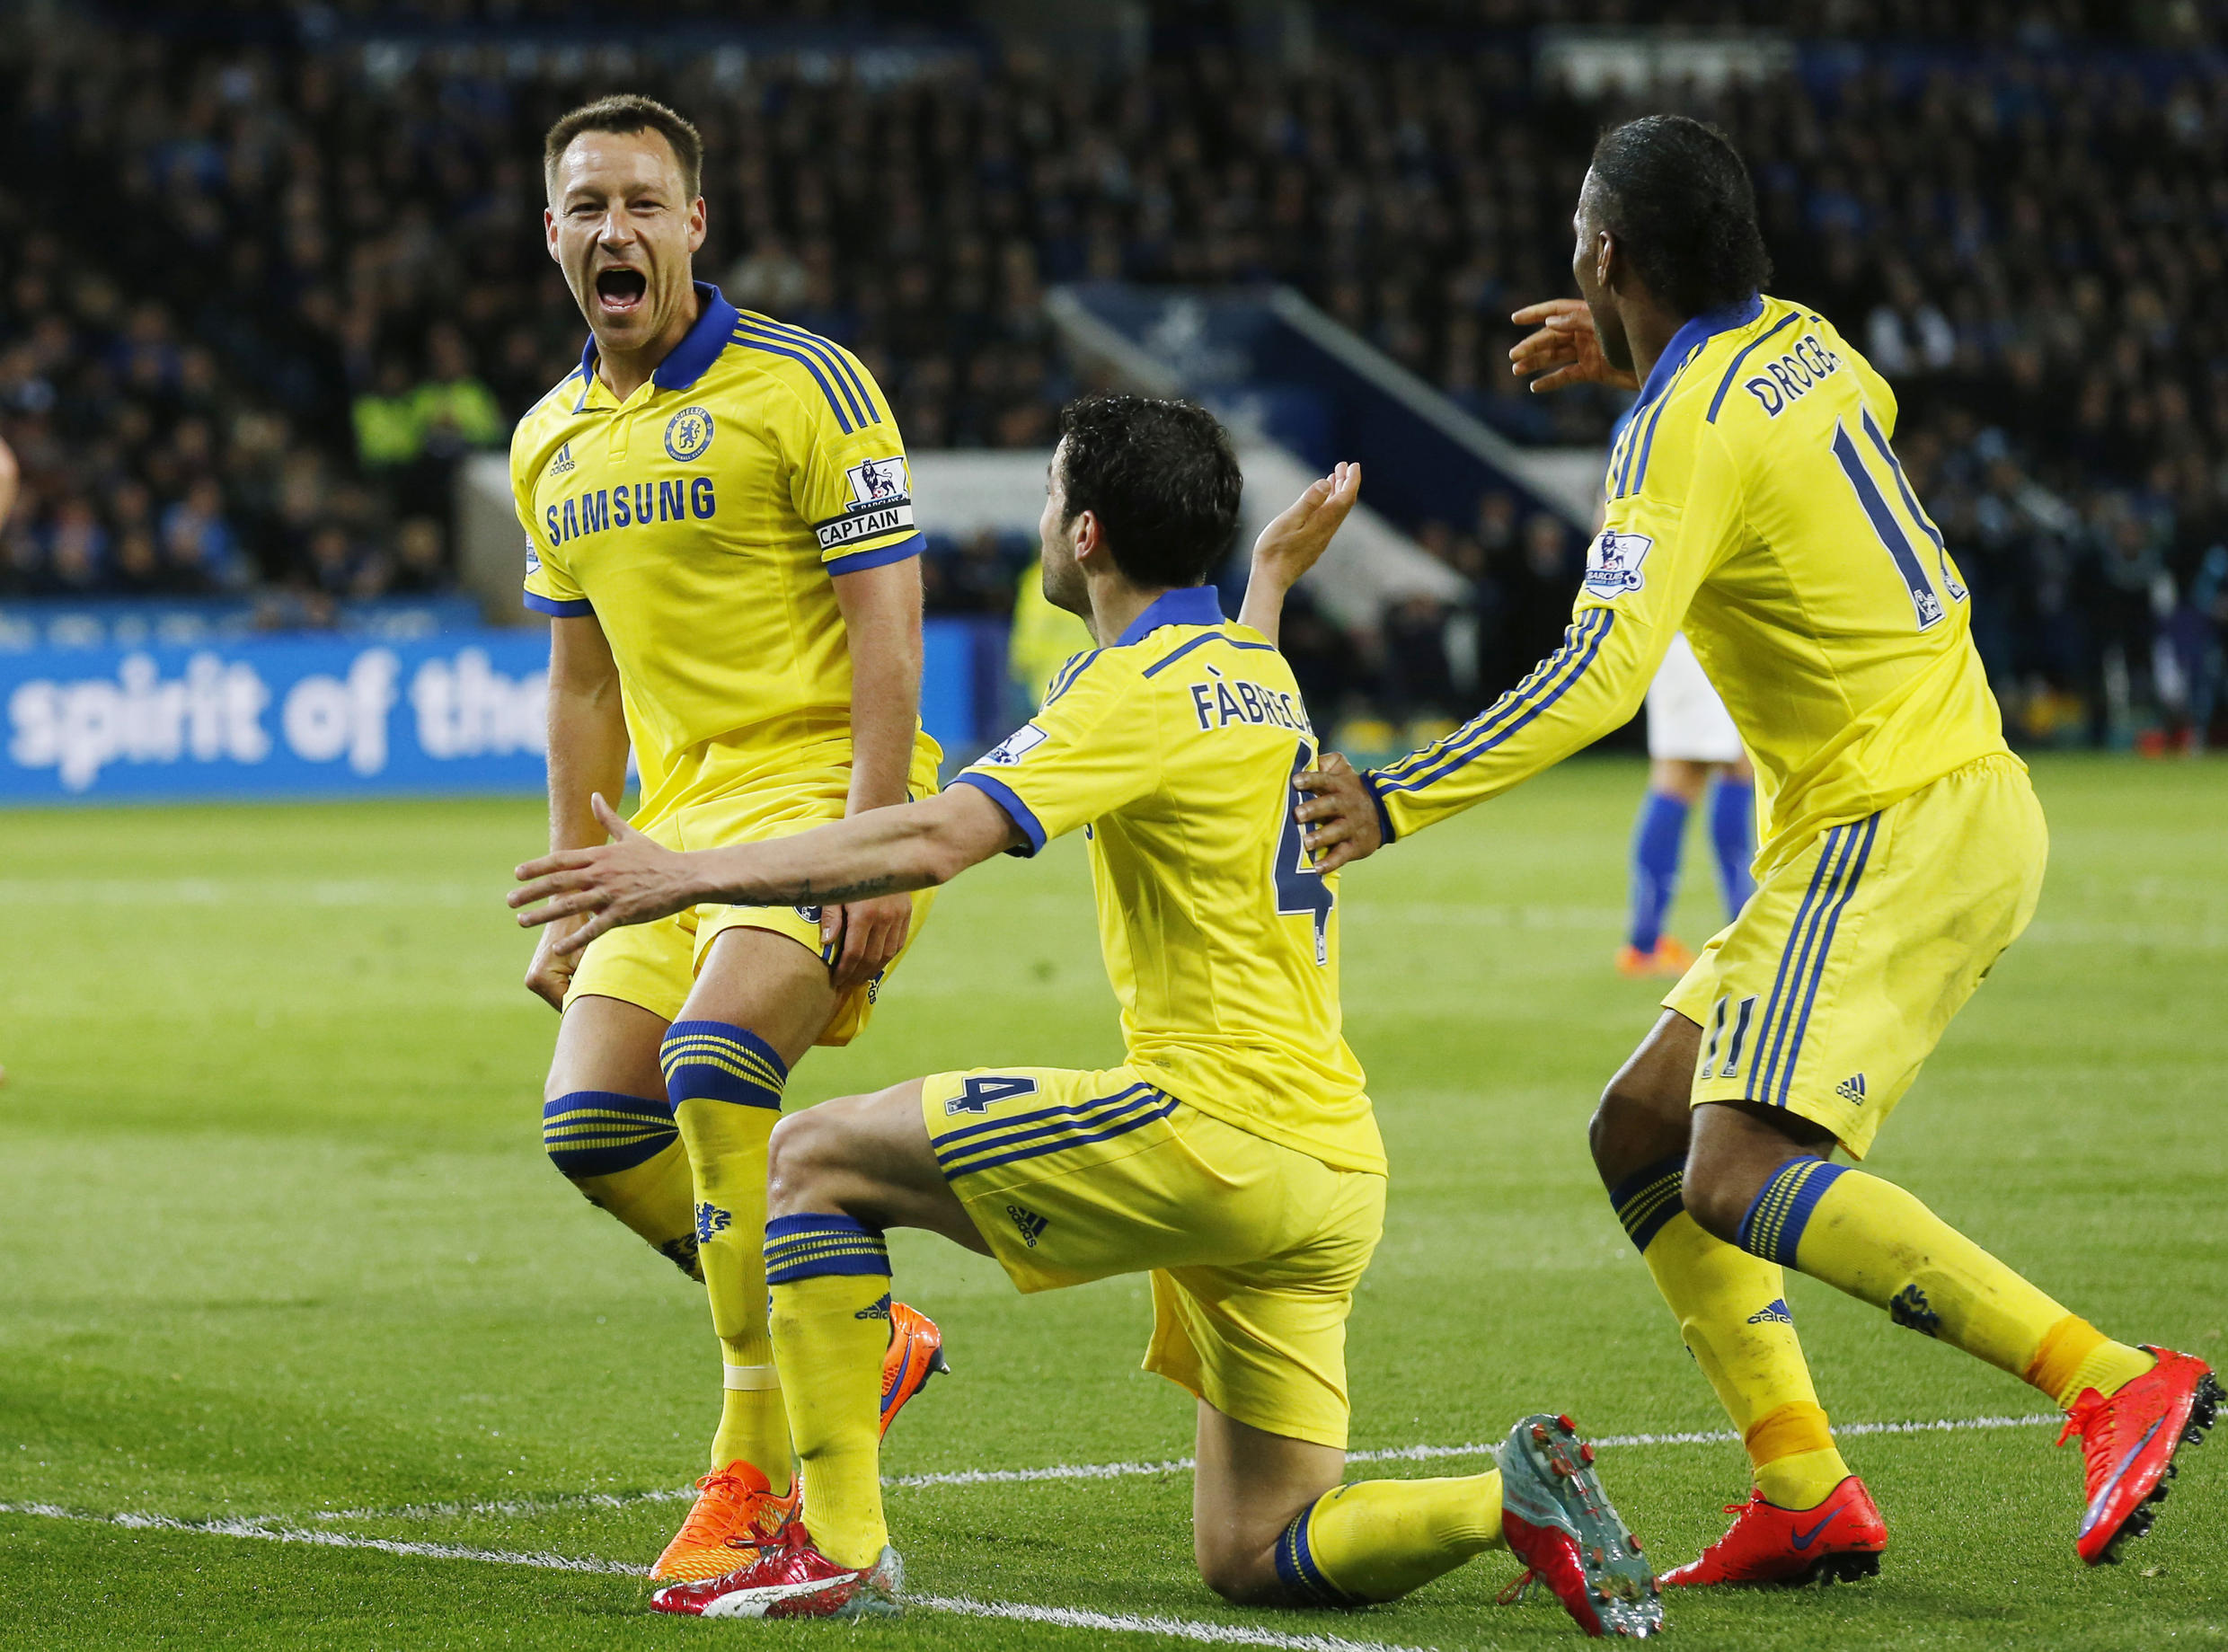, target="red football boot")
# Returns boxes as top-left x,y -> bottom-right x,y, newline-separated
1659,1476 -> 1887,1588
650,1523 -> 903,1620
1496,1412 -> 1663,1638
2059,1345 -> 2220,1566
880,1301 -> 950,1438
